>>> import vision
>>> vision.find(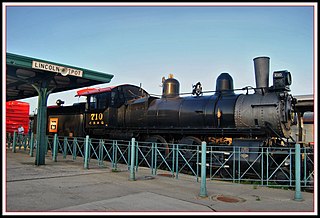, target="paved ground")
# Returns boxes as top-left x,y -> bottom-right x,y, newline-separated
3,149 -> 317,215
